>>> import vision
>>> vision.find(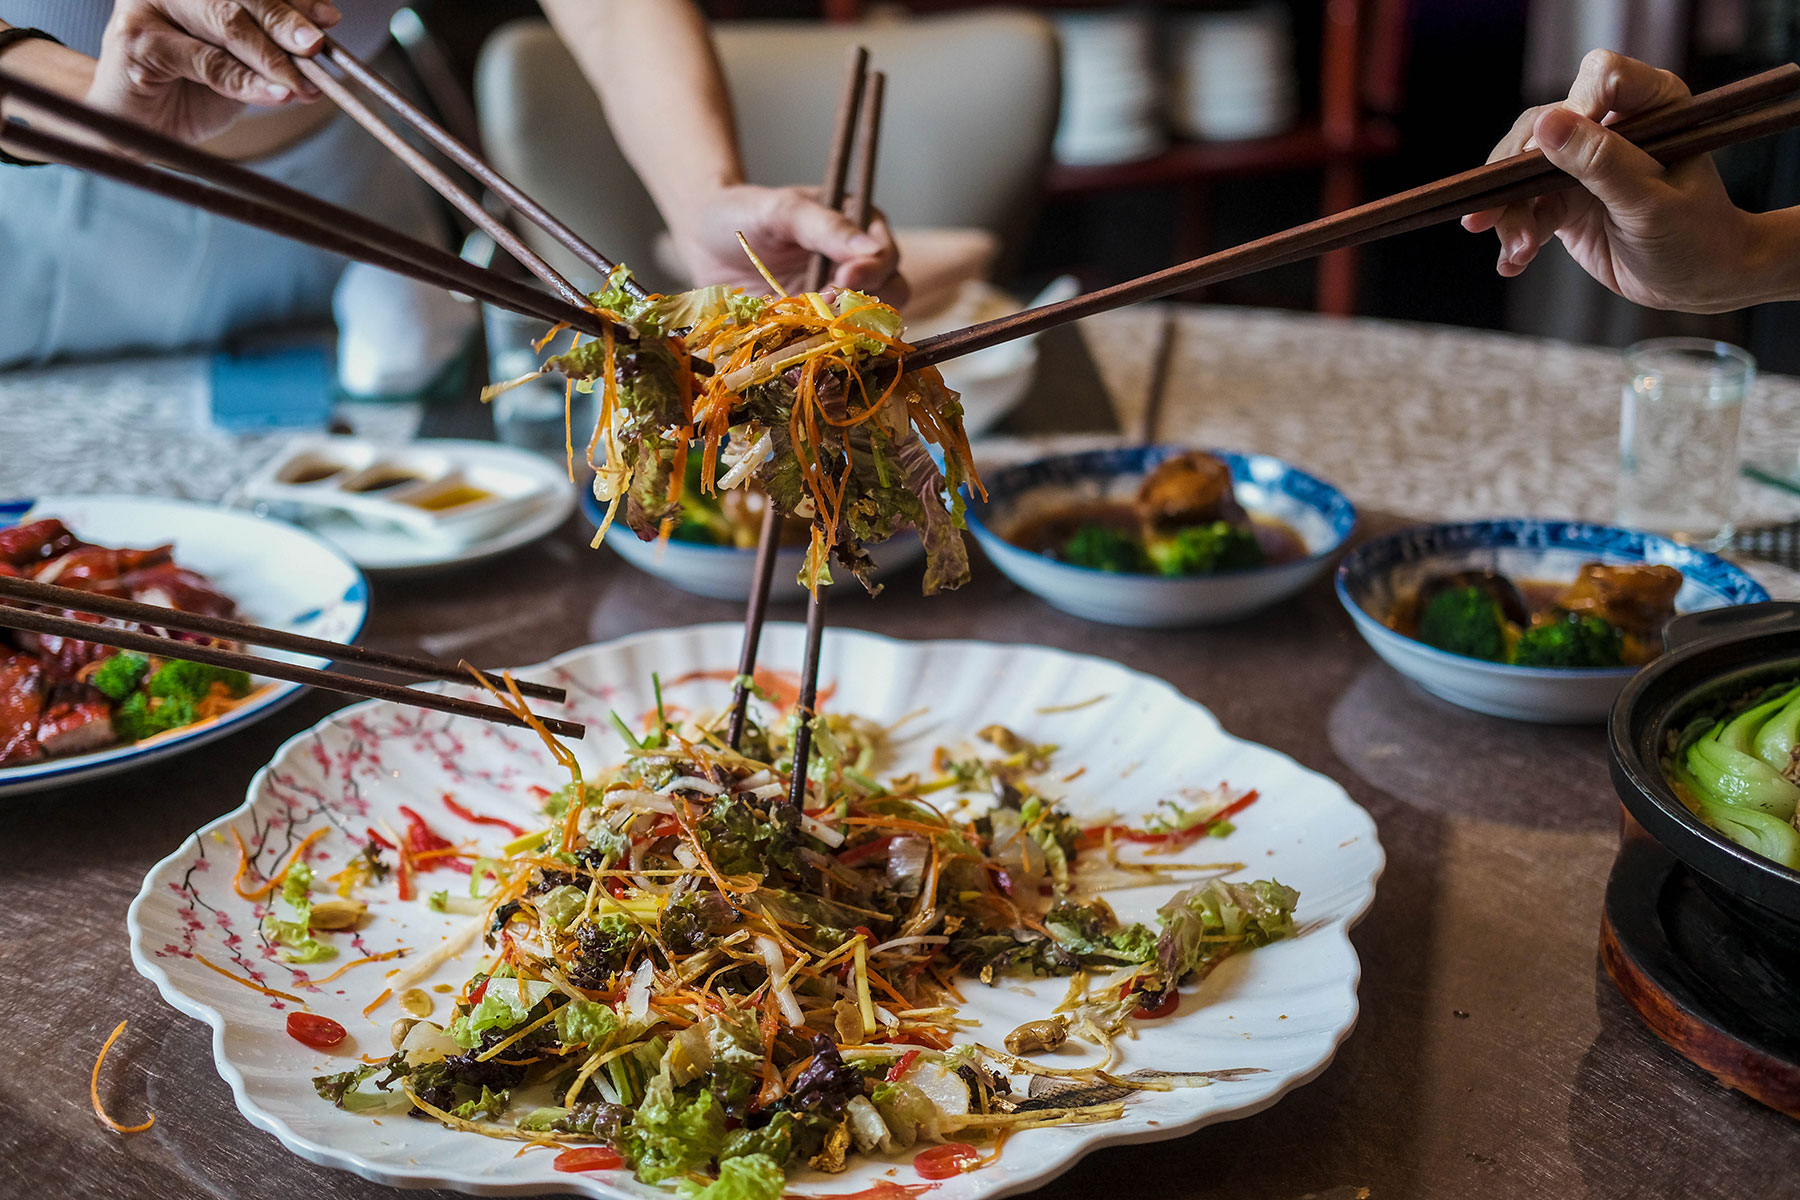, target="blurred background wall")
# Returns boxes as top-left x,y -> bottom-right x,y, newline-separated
398,0 -> 1800,364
